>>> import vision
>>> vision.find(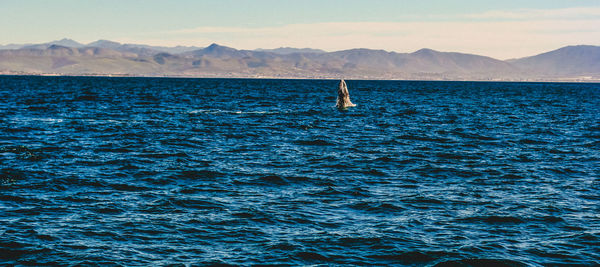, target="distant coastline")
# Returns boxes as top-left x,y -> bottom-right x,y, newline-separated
2,73 -> 598,83
1,39 -> 599,82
